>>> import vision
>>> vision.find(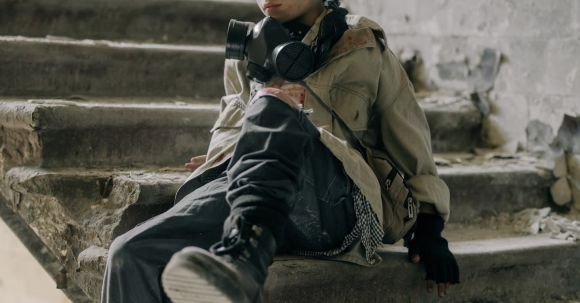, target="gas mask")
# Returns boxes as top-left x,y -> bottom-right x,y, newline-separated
225,17 -> 315,83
